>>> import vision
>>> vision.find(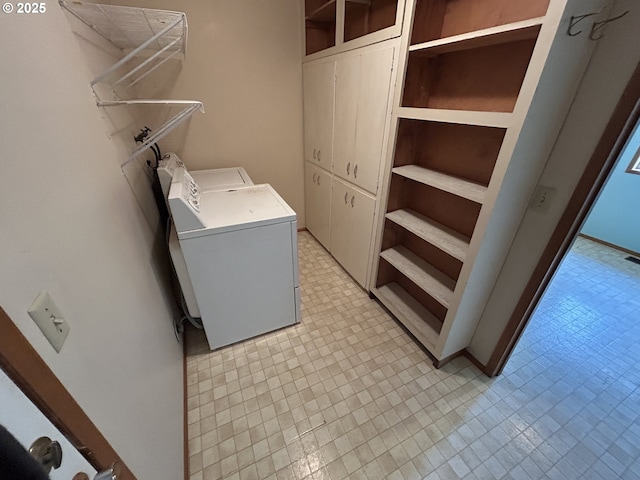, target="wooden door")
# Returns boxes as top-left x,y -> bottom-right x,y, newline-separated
305,162 -> 332,249
0,308 -> 136,480
303,60 -> 335,172
0,368 -> 97,479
